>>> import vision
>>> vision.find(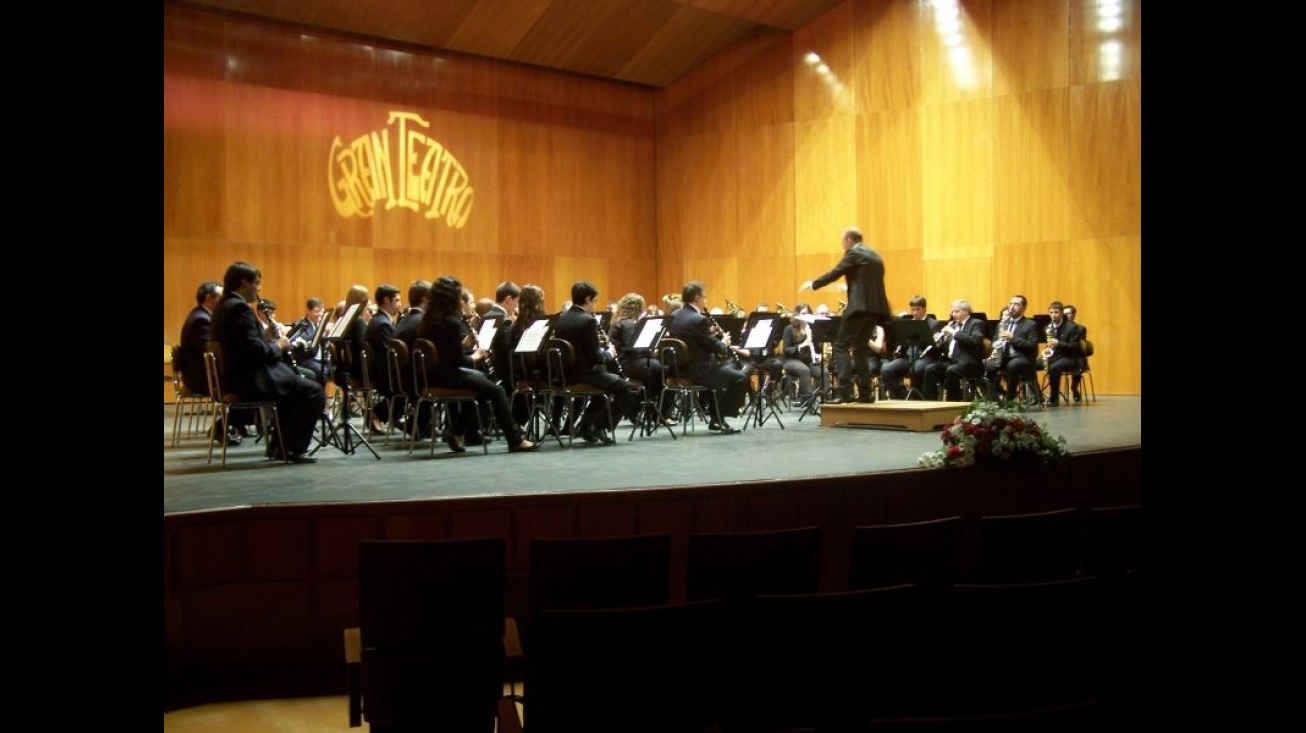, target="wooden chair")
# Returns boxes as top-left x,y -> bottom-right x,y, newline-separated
377,338 -> 411,446
686,526 -> 821,602
169,343 -> 211,446
657,337 -> 719,436
202,342 -> 286,467
410,338 -> 487,456
544,337 -> 615,448
849,516 -> 963,590
346,537 -> 508,732
968,507 -> 1083,583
